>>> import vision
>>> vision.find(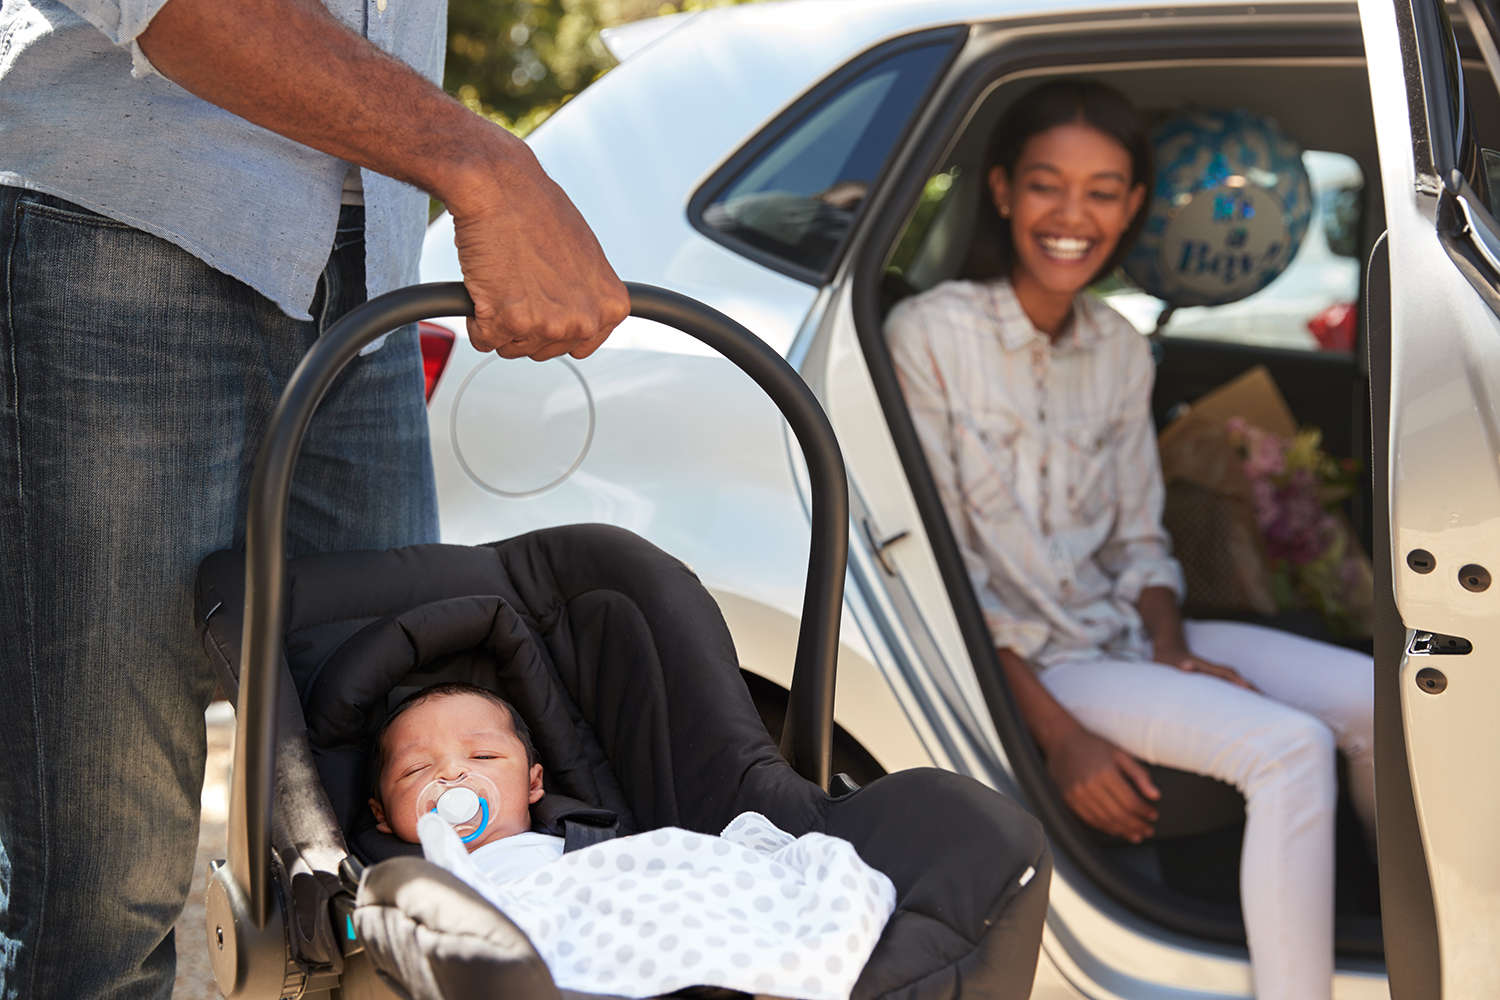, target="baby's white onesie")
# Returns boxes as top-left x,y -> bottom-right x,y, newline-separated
469,831 -> 564,883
